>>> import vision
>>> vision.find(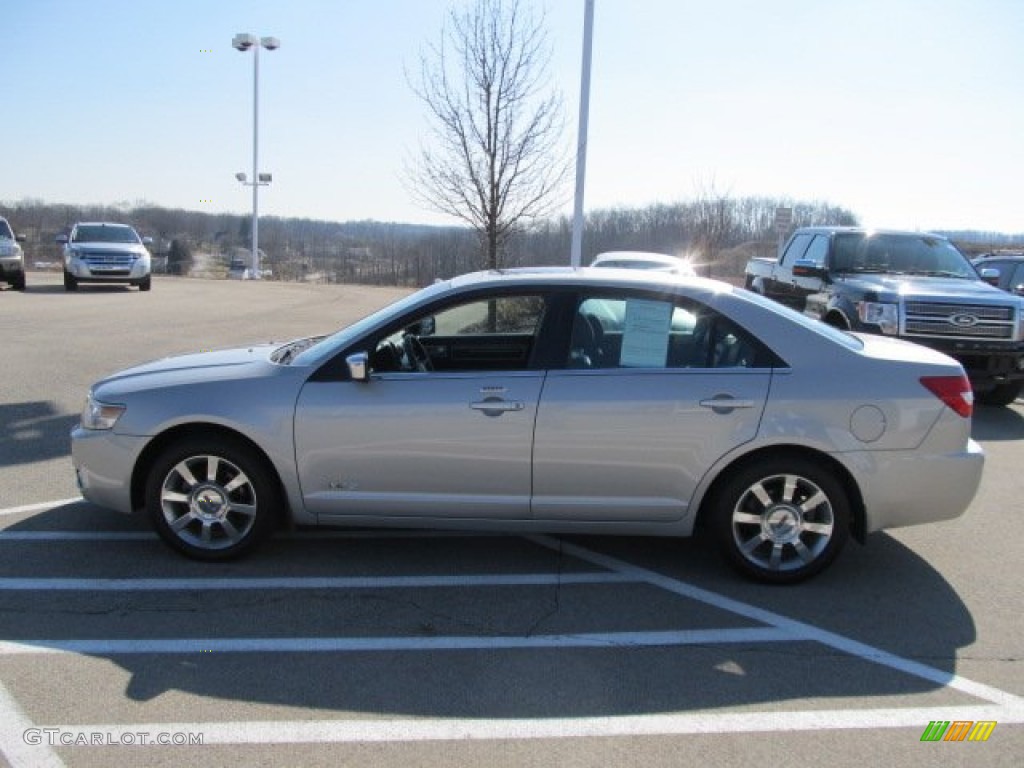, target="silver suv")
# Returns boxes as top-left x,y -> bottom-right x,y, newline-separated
58,222 -> 153,291
0,216 -> 26,291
